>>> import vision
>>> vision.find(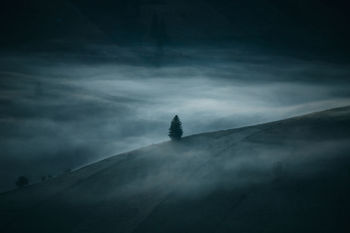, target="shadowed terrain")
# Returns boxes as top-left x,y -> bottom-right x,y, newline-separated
1,0 -> 349,60
1,106 -> 350,233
